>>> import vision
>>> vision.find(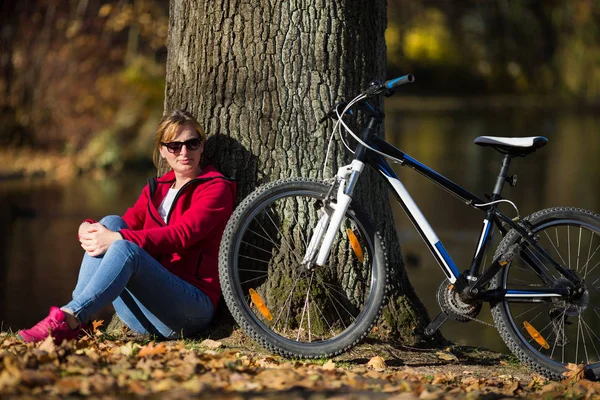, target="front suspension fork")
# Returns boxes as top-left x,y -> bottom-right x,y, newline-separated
302,160 -> 365,268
